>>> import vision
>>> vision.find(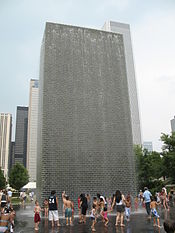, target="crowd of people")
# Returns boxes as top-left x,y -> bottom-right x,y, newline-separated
33,186 -> 175,232
1,186 -> 175,232
0,189 -> 16,233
